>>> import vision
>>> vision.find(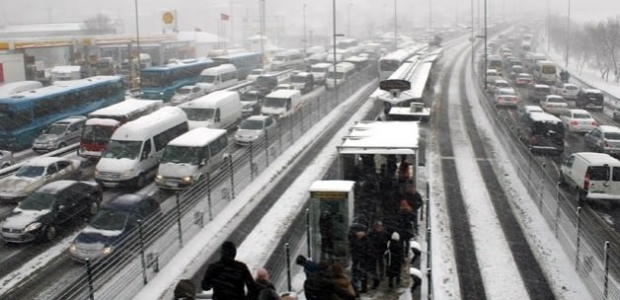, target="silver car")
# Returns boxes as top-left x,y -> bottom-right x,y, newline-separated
234,115 -> 277,146
32,116 -> 86,153
0,150 -> 14,169
585,125 -> 620,157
